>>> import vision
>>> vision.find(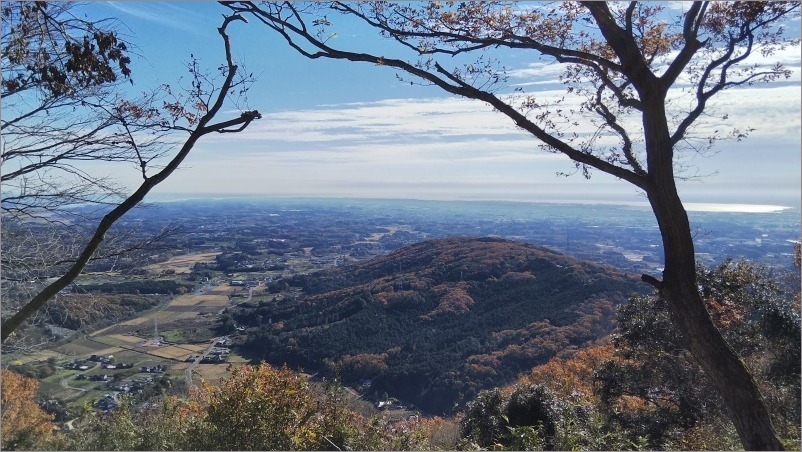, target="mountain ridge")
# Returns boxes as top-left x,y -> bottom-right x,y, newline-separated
232,236 -> 646,414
